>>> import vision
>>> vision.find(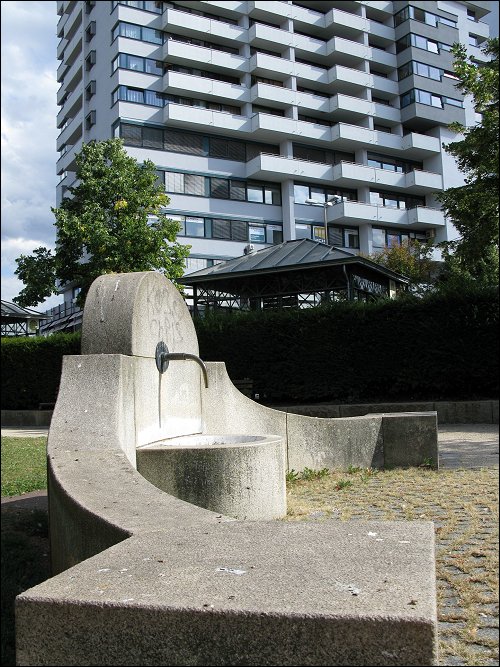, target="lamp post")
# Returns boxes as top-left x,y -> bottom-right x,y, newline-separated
305,195 -> 342,245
